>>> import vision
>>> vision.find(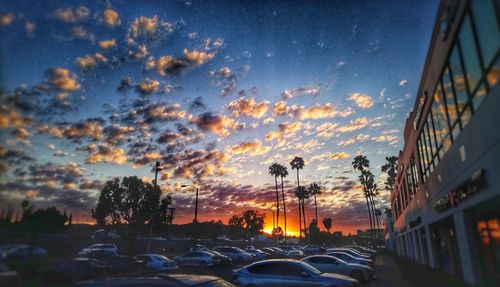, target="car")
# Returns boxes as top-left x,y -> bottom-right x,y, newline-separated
92,229 -> 120,240
279,246 -> 304,258
173,251 -> 216,267
205,250 -> 233,266
244,248 -> 269,260
0,263 -> 19,286
190,244 -> 207,251
76,274 -> 237,286
98,256 -> 144,274
326,251 -> 374,267
40,258 -> 108,285
261,247 -> 286,257
302,245 -> 324,255
212,246 -> 253,263
0,244 -> 48,260
78,244 -> 118,257
232,259 -> 359,287
327,248 -> 371,259
301,255 -> 374,282
134,254 -> 178,272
